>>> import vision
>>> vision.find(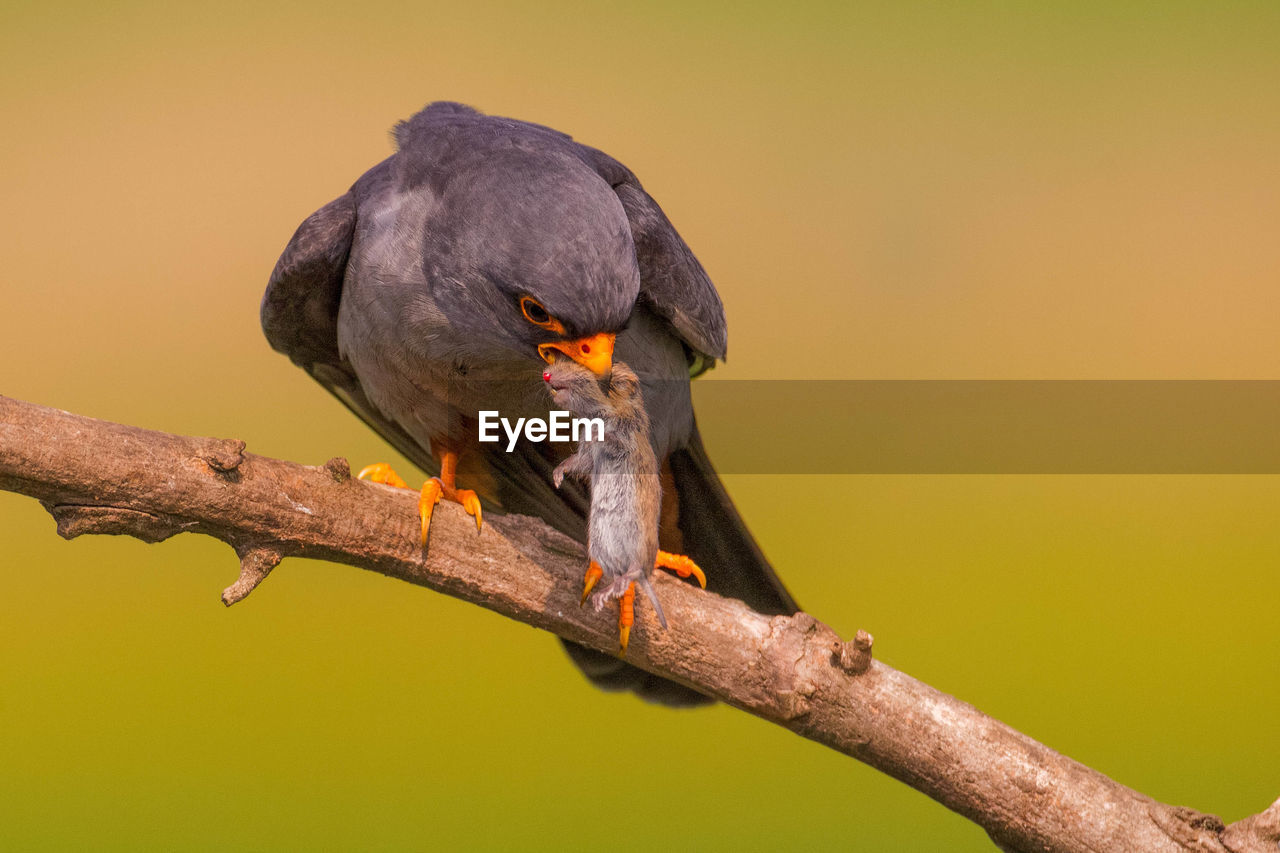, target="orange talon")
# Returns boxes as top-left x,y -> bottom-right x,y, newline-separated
418,479 -> 443,546
456,489 -> 483,533
581,562 -> 603,605
433,450 -> 482,535
618,582 -> 636,655
357,462 -> 408,489
655,550 -> 706,589
358,450 -> 483,548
